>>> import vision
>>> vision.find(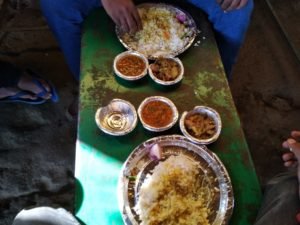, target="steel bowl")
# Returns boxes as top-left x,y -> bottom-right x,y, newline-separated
180,106 -> 222,145
95,99 -> 138,136
113,51 -> 149,81
148,57 -> 184,86
138,96 -> 178,132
